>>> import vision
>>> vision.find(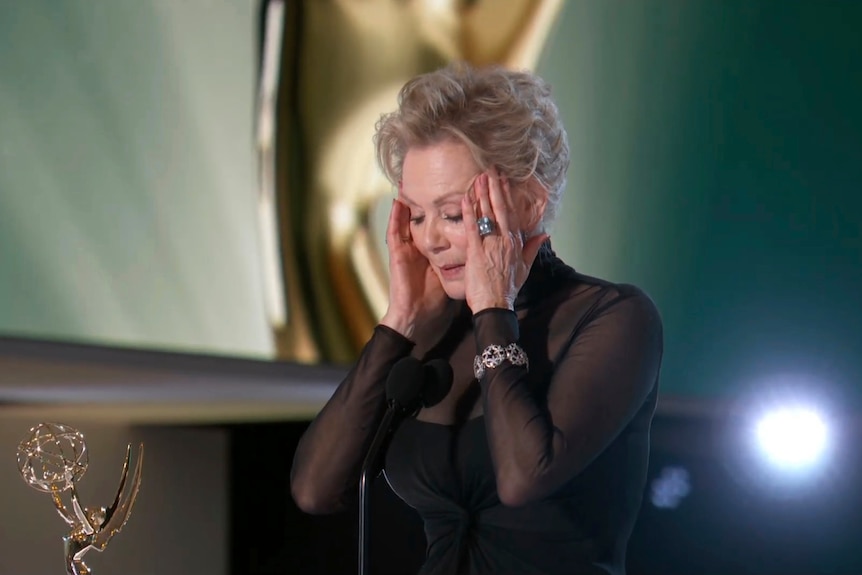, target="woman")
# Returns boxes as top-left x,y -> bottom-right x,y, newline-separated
291,62 -> 663,575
